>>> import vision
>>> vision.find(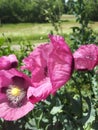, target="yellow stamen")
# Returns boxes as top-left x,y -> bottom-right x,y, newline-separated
11,87 -> 21,96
